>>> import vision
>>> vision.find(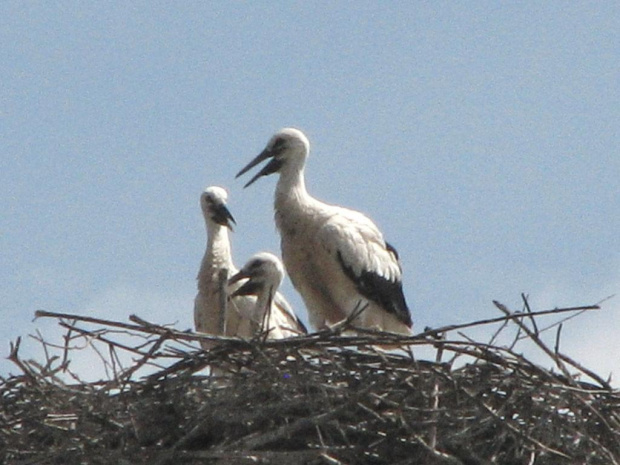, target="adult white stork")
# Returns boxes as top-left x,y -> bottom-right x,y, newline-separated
236,128 -> 413,335
194,187 -> 304,349
229,252 -> 307,339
